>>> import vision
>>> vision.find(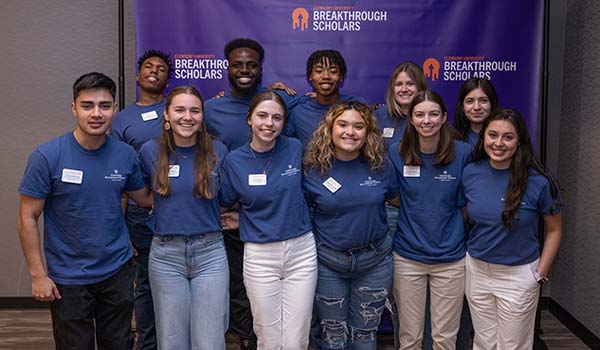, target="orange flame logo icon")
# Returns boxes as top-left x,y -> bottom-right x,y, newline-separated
292,8 -> 309,31
423,58 -> 440,81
